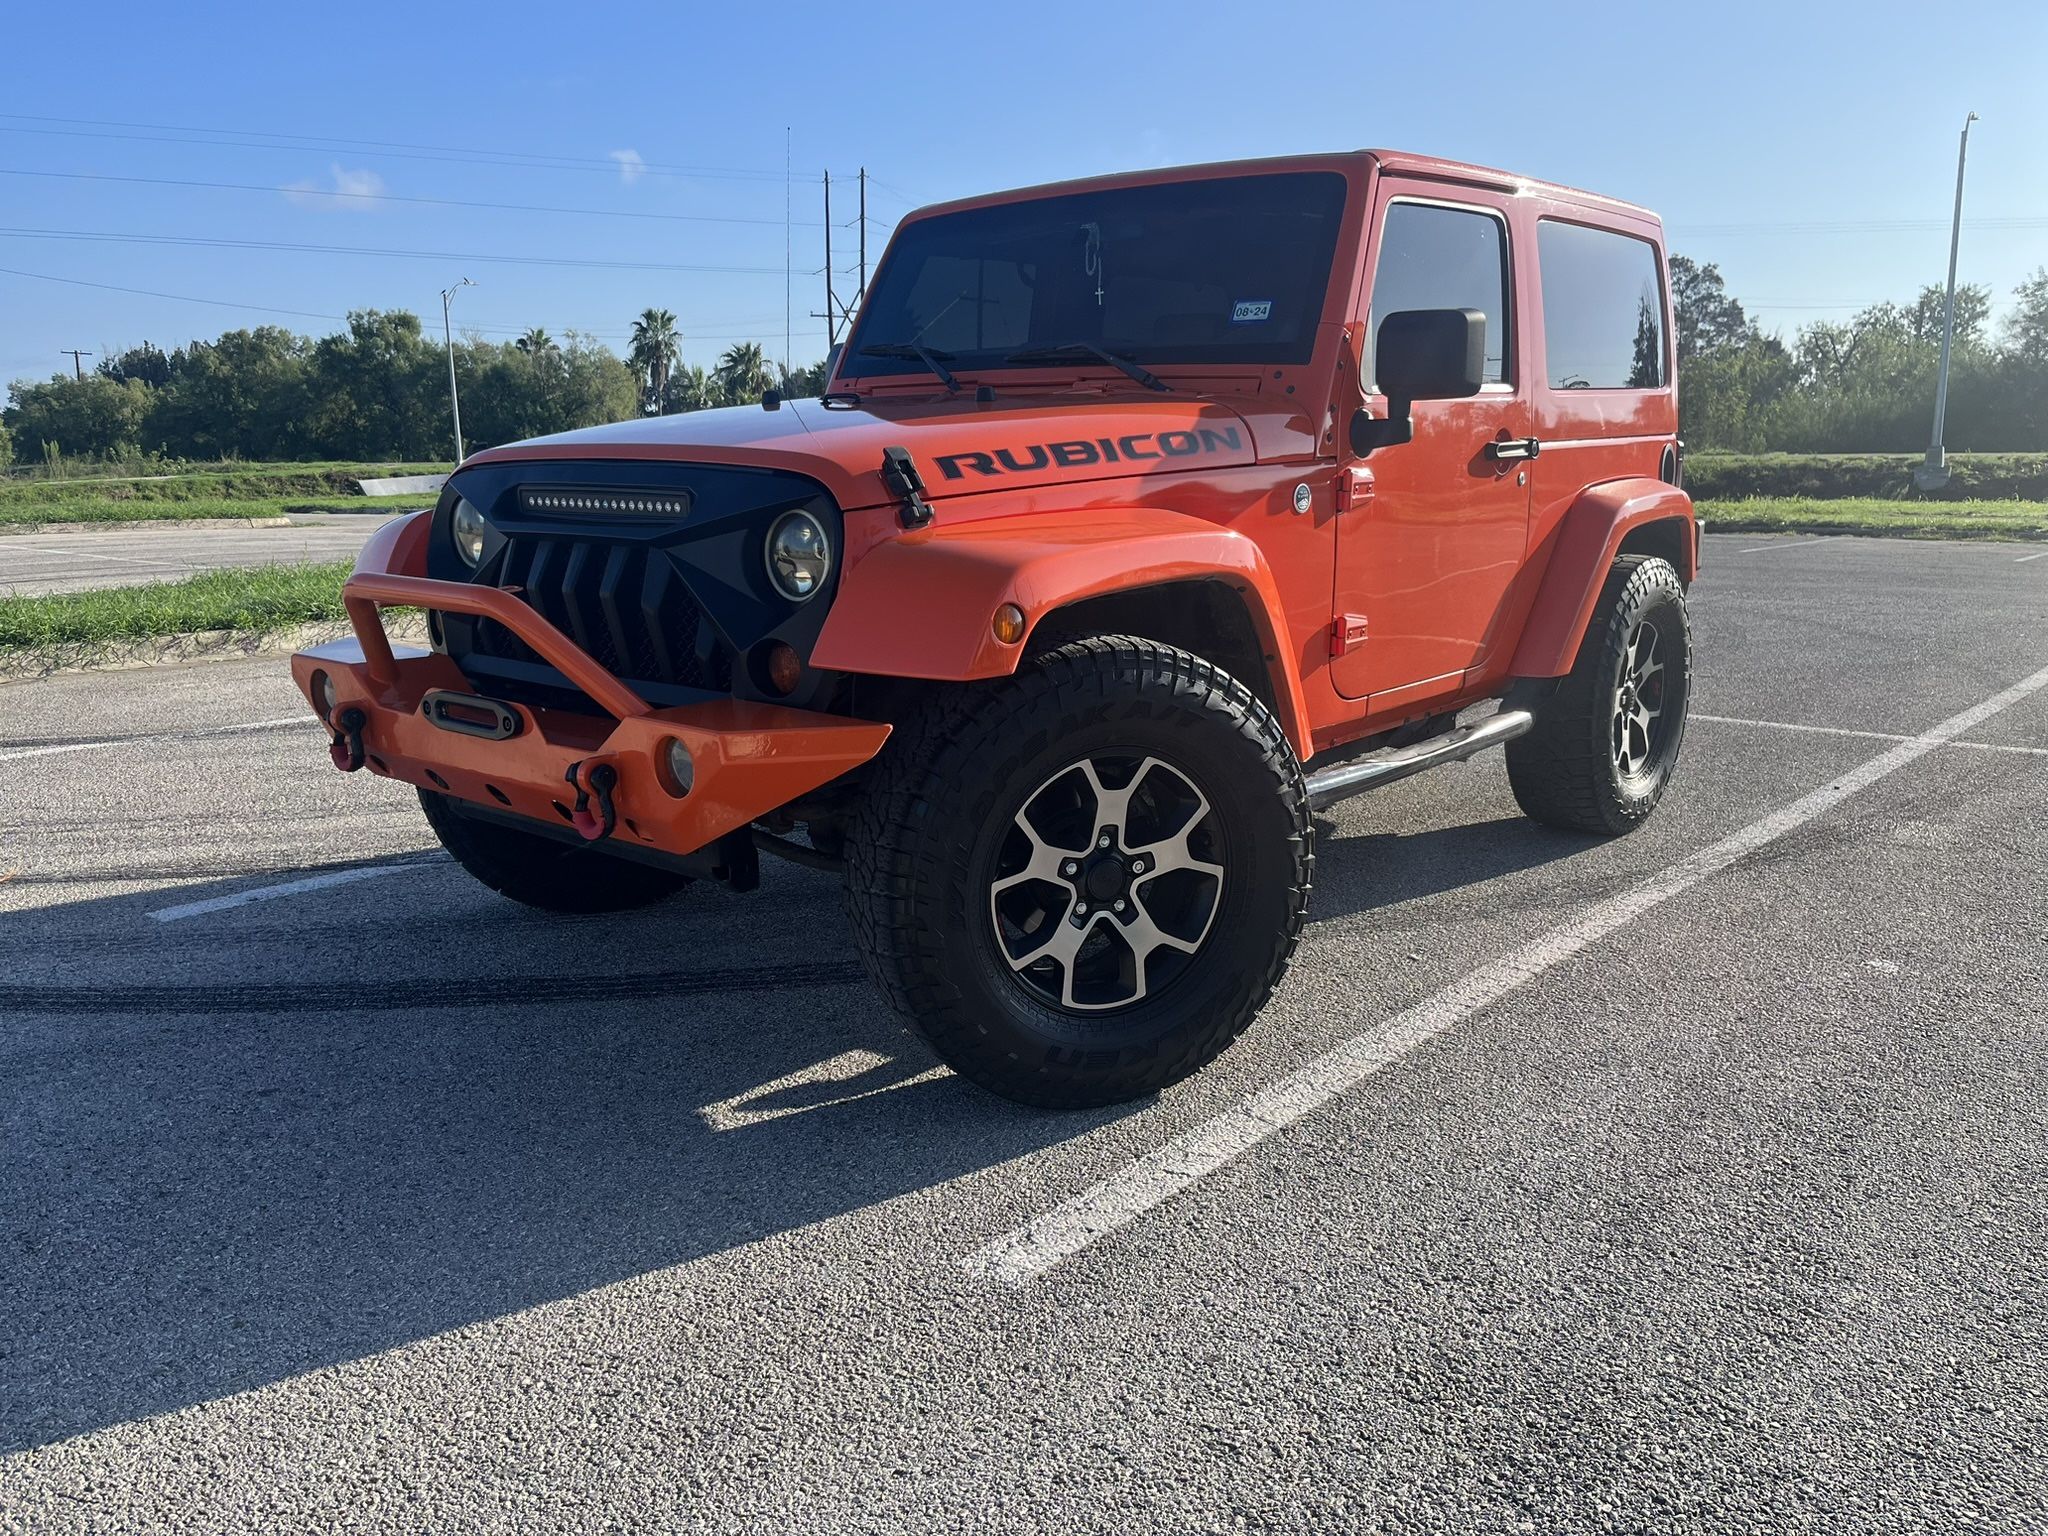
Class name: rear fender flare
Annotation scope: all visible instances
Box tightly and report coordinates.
[811,506,1310,753]
[1510,478,1698,678]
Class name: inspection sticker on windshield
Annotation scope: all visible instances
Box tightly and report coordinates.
[1231,300,1273,324]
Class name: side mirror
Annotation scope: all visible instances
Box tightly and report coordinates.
[1350,307,1487,456]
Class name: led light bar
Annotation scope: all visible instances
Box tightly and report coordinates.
[518,487,691,517]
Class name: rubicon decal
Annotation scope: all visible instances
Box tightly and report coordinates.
[934,425,1244,481]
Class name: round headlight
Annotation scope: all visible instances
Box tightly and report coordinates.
[450,497,488,569]
[765,510,830,602]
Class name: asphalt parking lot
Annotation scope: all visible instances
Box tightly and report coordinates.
[1,532,2044,1533]
[0,515,392,598]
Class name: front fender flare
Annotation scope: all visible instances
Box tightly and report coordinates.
[353,509,433,579]
[1510,478,1698,678]
[812,506,1310,753]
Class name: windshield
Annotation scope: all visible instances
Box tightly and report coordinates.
[844,171,1349,379]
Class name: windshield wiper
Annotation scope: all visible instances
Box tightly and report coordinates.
[859,342,960,394]
[1002,342,1170,393]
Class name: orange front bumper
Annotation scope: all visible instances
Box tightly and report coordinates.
[291,568,891,862]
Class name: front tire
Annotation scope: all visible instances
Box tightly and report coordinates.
[419,789,691,913]
[846,637,1313,1109]
[1506,555,1692,835]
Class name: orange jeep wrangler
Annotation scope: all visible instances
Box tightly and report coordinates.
[295,151,1697,1108]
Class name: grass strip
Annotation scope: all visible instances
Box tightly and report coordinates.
[0,561,356,650]
[0,461,444,504]
[1694,496,2048,540]
[0,494,427,528]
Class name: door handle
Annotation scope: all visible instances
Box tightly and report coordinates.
[1485,437,1542,462]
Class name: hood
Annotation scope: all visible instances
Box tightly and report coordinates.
[464,393,1262,511]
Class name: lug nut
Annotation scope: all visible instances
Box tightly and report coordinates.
[1063,861,1078,875]
[1074,903,1088,917]
[1113,899,1126,913]
[1098,833,1112,848]
[1130,858,1146,874]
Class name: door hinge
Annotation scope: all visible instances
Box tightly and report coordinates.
[1329,613,1369,658]
[1335,465,1375,511]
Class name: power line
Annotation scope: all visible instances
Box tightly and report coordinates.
[1673,216,2046,236]
[0,167,826,229]
[0,120,793,185]
[0,266,811,343]
[0,111,796,181]
[0,226,785,275]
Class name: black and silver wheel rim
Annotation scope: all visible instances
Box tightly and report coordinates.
[1612,618,1671,783]
[988,753,1226,1012]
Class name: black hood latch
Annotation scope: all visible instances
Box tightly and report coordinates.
[880,446,935,530]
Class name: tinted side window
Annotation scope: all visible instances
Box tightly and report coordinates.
[1537,221,1667,389]
[1367,202,1509,388]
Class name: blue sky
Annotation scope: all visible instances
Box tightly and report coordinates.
[2,0,2042,389]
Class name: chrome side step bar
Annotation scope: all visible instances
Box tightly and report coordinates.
[1304,709,1535,810]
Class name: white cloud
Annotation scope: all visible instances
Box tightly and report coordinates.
[610,148,647,186]
[283,164,386,212]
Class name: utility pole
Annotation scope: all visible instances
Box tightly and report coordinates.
[784,127,792,380]
[440,276,475,464]
[1917,111,1979,492]
[822,171,836,347]
[59,349,92,380]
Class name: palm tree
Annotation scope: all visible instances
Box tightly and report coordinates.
[515,327,557,358]
[714,341,775,406]
[628,308,681,414]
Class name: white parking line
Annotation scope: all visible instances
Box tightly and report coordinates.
[962,661,2048,1285]
[0,716,314,764]
[2017,550,2048,564]
[1736,539,1828,554]
[147,857,442,923]
[26,545,189,570]
[1691,713,2048,757]
[698,1050,950,1131]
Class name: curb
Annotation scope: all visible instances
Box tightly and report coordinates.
[0,615,429,685]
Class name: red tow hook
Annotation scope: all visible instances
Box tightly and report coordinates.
[565,759,620,841]
[328,707,367,773]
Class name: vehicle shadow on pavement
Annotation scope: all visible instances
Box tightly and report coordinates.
[0,867,1131,1455]
[1310,811,1594,920]
[0,809,1587,1454]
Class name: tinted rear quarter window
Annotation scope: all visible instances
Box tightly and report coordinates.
[1537,221,1668,390]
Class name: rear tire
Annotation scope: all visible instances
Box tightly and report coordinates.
[418,789,691,913]
[846,636,1313,1109]
[1506,555,1691,835]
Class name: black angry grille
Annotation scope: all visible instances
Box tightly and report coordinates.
[476,534,732,695]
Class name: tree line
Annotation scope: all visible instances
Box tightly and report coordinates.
[1673,260,2046,453]
[0,307,827,469]
[6,270,2045,468]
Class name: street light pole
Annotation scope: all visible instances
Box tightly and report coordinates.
[440,276,476,464]
[1917,112,1978,492]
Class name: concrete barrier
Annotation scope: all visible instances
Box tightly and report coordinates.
[356,474,448,497]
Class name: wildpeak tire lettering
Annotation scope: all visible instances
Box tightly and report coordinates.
[934,426,1244,481]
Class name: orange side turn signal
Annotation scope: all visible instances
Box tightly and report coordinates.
[992,603,1026,645]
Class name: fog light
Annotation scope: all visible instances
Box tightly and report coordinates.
[311,669,337,721]
[661,737,695,797]
[765,642,803,695]
[992,603,1026,645]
